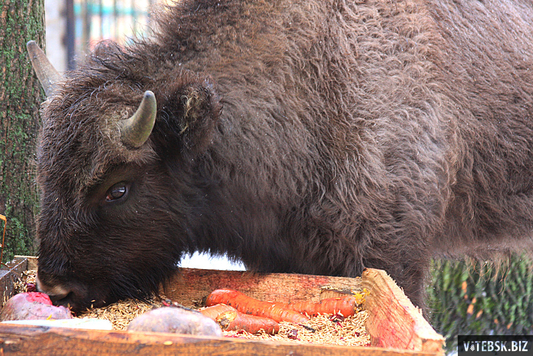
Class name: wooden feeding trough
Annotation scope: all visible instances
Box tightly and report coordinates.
[0,256,444,355]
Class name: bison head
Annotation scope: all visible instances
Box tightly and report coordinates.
[27,41,221,311]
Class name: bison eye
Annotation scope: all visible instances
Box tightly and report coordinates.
[105,182,128,202]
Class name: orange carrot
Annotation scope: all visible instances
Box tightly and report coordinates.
[199,304,279,334]
[199,303,237,320]
[285,296,358,317]
[205,289,309,324]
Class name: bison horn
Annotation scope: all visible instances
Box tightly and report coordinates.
[26,40,62,97]
[120,91,157,149]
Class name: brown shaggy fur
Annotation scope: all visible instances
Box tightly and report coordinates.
[34,0,533,311]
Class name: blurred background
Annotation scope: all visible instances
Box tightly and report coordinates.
[33,0,533,349]
[46,0,168,72]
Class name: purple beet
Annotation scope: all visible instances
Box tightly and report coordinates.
[0,292,73,321]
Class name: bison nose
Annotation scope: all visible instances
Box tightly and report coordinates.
[35,273,72,302]
[35,270,94,312]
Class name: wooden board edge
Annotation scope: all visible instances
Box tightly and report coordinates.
[0,256,29,306]
[0,323,443,356]
[361,268,445,354]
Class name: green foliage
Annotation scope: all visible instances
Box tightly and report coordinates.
[428,255,533,351]
[1,205,31,263]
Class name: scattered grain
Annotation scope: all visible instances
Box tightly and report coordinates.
[80,298,164,330]
[223,312,370,347]
[13,269,36,294]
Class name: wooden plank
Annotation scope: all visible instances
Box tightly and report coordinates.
[0,324,441,356]
[0,257,28,305]
[162,268,363,307]
[14,256,37,271]
[361,269,445,354]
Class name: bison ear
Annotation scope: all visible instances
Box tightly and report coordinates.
[159,80,221,157]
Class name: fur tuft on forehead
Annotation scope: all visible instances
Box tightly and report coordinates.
[38,85,158,195]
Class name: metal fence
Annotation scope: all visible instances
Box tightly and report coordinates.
[66,0,157,69]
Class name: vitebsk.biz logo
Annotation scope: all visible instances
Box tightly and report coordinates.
[458,336,533,355]
[463,340,528,353]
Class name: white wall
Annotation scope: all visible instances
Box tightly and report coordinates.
[180,252,246,271]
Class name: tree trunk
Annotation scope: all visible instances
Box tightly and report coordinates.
[0,0,45,262]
